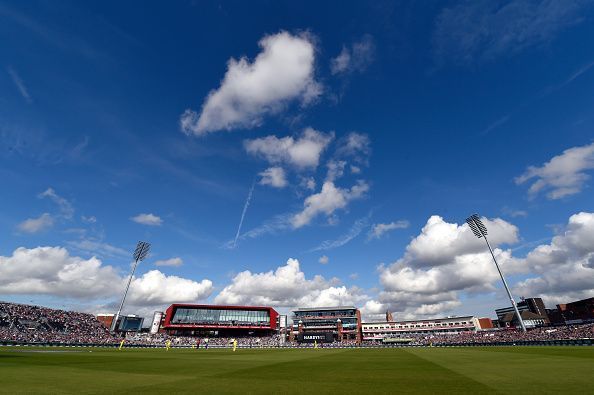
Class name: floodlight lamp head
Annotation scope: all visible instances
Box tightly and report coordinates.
[466,214,488,239]
[133,241,151,262]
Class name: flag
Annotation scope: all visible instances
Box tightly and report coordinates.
[119,339,125,350]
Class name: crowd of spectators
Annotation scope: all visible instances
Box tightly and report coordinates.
[417,323,594,345]
[0,302,118,344]
[125,333,283,347]
[1,301,593,347]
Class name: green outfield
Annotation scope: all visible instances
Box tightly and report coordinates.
[1,346,594,394]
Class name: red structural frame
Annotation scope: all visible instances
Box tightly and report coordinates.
[163,304,278,331]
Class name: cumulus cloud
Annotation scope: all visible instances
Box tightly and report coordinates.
[376,215,521,318]
[258,167,287,188]
[17,213,54,233]
[330,35,375,75]
[215,258,367,308]
[181,31,321,135]
[368,220,410,240]
[433,0,591,64]
[127,270,212,306]
[291,180,369,228]
[154,257,184,267]
[17,188,75,233]
[244,128,334,170]
[131,213,163,226]
[515,142,594,199]
[0,246,122,298]
[513,212,594,304]
[319,255,329,264]
[0,246,212,306]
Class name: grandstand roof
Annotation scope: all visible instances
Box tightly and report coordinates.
[294,306,357,312]
[167,303,275,311]
[501,311,547,323]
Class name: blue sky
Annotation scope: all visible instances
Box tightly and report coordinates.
[1,0,594,320]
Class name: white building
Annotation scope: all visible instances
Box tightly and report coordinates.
[362,316,488,341]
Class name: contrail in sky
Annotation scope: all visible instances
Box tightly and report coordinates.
[233,179,256,248]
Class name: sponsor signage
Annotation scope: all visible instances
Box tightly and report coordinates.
[150,311,163,334]
[297,332,334,343]
[279,315,287,329]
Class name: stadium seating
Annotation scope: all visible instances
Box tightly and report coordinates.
[1,301,592,347]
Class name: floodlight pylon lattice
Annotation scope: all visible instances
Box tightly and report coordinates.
[110,241,151,333]
[466,214,526,332]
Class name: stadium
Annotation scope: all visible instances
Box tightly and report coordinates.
[1,214,594,393]
[4,1,594,393]
[2,293,594,392]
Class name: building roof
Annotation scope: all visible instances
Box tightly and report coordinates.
[294,306,357,312]
[167,303,276,311]
[362,316,475,325]
[500,311,546,323]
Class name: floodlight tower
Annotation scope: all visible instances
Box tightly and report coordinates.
[465,214,526,332]
[110,241,151,333]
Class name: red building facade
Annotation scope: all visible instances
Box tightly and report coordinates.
[163,304,278,336]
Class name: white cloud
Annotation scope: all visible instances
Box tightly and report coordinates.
[0,246,212,307]
[376,215,521,318]
[215,258,367,308]
[17,188,75,233]
[336,132,371,164]
[227,213,293,248]
[244,128,334,170]
[154,257,184,267]
[330,48,350,75]
[131,213,163,226]
[513,212,594,304]
[39,188,74,219]
[127,270,212,306]
[330,35,375,75]
[291,180,369,228]
[259,167,287,188]
[325,160,347,182]
[368,220,409,240]
[502,207,528,218]
[401,215,519,268]
[300,176,316,191]
[67,239,129,259]
[181,31,321,135]
[311,215,370,251]
[515,142,594,199]
[17,213,54,233]
[81,215,97,223]
[433,0,591,64]
[319,255,329,264]
[0,246,122,298]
